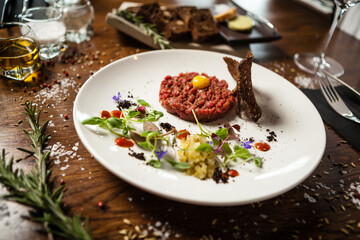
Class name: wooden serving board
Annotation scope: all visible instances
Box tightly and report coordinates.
[105,2,251,57]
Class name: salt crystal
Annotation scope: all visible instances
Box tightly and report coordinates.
[304,193,316,203]
[60,164,70,171]
[346,182,360,209]
[294,74,316,89]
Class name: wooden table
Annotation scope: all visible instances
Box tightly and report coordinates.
[1,0,360,239]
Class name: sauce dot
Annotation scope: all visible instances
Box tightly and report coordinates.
[115,137,135,148]
[255,142,270,152]
[227,169,239,177]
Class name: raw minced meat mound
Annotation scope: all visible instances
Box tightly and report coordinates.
[159,72,235,122]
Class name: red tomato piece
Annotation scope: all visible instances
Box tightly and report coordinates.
[111,110,123,118]
[101,110,111,119]
[176,130,190,140]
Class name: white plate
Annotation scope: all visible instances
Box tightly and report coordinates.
[73,49,326,206]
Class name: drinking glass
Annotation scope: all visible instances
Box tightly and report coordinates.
[21,7,66,60]
[62,0,94,43]
[294,0,360,77]
[0,22,40,80]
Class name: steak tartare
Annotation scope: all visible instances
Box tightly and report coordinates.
[159,72,235,122]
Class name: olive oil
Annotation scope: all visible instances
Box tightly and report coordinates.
[0,38,40,80]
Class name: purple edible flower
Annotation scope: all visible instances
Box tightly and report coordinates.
[155,147,168,160]
[241,141,252,149]
[113,92,121,103]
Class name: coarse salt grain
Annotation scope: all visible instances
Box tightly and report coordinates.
[346,182,360,209]
[60,164,70,171]
[294,74,316,89]
[304,193,317,203]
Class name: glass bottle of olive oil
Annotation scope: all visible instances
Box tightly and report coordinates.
[0,23,40,80]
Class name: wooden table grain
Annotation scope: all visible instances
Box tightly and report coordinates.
[1,0,360,239]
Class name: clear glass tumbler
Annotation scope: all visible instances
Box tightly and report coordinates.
[0,22,40,80]
[21,6,66,60]
[62,0,94,43]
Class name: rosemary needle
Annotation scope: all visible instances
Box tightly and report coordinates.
[116,9,173,50]
[0,101,92,240]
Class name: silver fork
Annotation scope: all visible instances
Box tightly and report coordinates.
[316,71,360,124]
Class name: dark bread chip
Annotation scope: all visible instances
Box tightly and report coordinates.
[223,52,262,122]
[223,56,240,97]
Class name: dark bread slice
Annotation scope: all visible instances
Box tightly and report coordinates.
[176,6,196,26]
[163,7,192,40]
[135,3,168,32]
[163,19,190,40]
[223,52,262,122]
[189,9,219,42]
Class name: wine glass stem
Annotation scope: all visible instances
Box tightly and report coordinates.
[320,6,347,65]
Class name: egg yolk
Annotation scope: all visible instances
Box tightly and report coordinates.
[192,75,210,89]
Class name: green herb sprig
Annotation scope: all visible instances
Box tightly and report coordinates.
[0,102,92,240]
[115,9,173,50]
[191,110,262,169]
[82,99,164,138]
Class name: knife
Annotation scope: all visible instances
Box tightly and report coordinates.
[231,0,278,34]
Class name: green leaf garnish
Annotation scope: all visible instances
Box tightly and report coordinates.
[195,143,213,152]
[137,99,150,106]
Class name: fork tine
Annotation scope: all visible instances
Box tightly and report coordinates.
[323,74,340,102]
[315,70,360,125]
[316,72,334,103]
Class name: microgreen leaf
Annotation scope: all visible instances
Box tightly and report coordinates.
[137,141,152,150]
[81,117,103,125]
[215,128,228,141]
[195,143,213,152]
[164,157,190,169]
[137,99,150,107]
[148,160,161,168]
[127,110,140,118]
[222,142,232,155]
[254,157,262,167]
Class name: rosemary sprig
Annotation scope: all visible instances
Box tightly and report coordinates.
[115,9,173,50]
[0,102,92,240]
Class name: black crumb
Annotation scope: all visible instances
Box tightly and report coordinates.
[117,99,136,109]
[128,149,145,160]
[266,129,277,142]
[160,122,174,132]
[212,168,229,184]
[127,91,134,98]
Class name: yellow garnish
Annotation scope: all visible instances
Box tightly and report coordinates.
[192,75,210,89]
[228,15,254,31]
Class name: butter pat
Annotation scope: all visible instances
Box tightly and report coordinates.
[228,15,254,31]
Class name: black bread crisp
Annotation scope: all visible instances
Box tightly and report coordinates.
[223,52,262,122]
